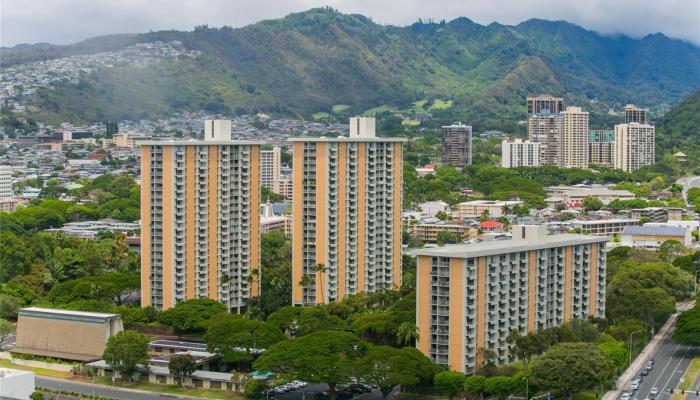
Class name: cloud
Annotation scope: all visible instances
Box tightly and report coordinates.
[1,0,699,46]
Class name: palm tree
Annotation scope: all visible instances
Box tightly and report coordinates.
[299,274,312,305]
[396,322,419,346]
[315,263,327,304]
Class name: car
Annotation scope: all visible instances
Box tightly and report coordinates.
[349,384,372,393]
[631,382,639,391]
[645,363,653,371]
[650,387,659,397]
[620,392,631,400]
[640,369,649,376]
[634,376,643,383]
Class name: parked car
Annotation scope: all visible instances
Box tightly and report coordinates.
[640,369,649,376]
[620,391,631,400]
[631,381,639,391]
[650,387,659,398]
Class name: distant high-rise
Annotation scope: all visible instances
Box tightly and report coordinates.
[291,117,406,305]
[140,125,261,312]
[260,147,281,190]
[588,130,615,166]
[561,107,589,168]
[624,104,648,125]
[441,123,472,168]
[501,139,540,168]
[527,95,564,115]
[527,111,564,166]
[0,168,12,198]
[614,123,655,172]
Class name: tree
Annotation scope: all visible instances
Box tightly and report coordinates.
[30,391,44,400]
[659,240,686,263]
[396,322,419,346]
[463,375,487,400]
[436,211,450,221]
[531,342,614,400]
[0,319,15,343]
[436,231,461,246]
[205,314,285,367]
[266,306,349,337]
[485,376,517,400]
[316,263,327,304]
[597,337,629,371]
[433,371,465,400]
[159,298,227,333]
[169,354,196,387]
[0,294,20,319]
[253,330,369,394]
[582,196,603,211]
[356,346,436,398]
[506,330,545,367]
[103,330,150,381]
[674,304,700,345]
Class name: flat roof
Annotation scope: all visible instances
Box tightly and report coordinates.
[288,137,406,143]
[140,140,264,146]
[622,225,688,236]
[411,233,608,258]
[571,218,640,225]
[20,307,120,319]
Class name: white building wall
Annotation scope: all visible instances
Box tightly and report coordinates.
[0,368,35,400]
[501,139,540,168]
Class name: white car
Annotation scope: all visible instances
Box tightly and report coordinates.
[621,392,631,400]
[650,387,659,397]
[631,382,639,391]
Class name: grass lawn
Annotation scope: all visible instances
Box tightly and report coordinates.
[402,118,422,126]
[331,104,351,113]
[364,104,399,116]
[312,112,331,120]
[428,99,453,110]
[93,376,243,399]
[679,355,700,390]
[412,99,428,110]
[0,358,72,379]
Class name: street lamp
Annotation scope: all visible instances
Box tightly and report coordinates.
[629,330,642,368]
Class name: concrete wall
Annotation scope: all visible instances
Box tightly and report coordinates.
[11,358,75,371]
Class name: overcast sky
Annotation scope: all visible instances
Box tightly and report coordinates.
[2,0,699,47]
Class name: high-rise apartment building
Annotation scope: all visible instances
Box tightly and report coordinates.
[527,111,564,166]
[501,139,540,168]
[588,130,614,166]
[260,147,281,190]
[140,121,261,312]
[291,118,406,305]
[441,123,472,168]
[561,107,589,168]
[624,104,648,125]
[614,123,655,172]
[0,168,13,198]
[527,95,564,115]
[414,225,608,373]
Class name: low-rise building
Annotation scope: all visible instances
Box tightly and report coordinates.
[412,225,608,373]
[558,188,635,208]
[456,200,524,219]
[570,218,640,237]
[416,164,436,177]
[272,177,293,200]
[418,201,450,218]
[621,225,691,248]
[409,223,477,244]
[45,219,140,239]
[630,208,683,223]
[0,197,18,212]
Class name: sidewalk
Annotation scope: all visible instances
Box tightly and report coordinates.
[602,314,677,400]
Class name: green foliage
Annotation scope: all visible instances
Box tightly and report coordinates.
[253,330,369,392]
[659,240,686,263]
[0,319,15,341]
[597,336,629,372]
[355,346,436,397]
[158,298,228,334]
[47,272,139,306]
[103,330,150,381]
[244,379,268,400]
[250,231,292,318]
[168,354,196,387]
[582,196,603,211]
[205,314,285,365]
[30,391,44,400]
[266,306,349,336]
[436,231,461,246]
[674,302,700,345]
[433,371,465,400]
[0,294,20,319]
[531,342,614,399]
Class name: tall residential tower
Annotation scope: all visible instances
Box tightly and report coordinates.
[614,122,656,172]
[140,120,261,312]
[561,107,589,168]
[527,95,564,115]
[291,117,406,305]
[527,111,564,166]
[441,123,472,168]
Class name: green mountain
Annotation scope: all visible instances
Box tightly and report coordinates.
[7,8,700,130]
[656,88,700,154]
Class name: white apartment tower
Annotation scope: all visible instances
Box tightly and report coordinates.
[260,147,281,190]
[561,107,589,168]
[291,118,406,305]
[614,123,656,172]
[501,139,540,168]
[0,168,13,198]
[140,127,262,313]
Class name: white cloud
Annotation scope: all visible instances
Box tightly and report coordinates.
[1,0,699,46]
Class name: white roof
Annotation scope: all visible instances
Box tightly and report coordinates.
[20,307,120,319]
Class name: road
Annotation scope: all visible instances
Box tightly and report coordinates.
[627,336,697,400]
[676,176,700,202]
[36,376,205,400]
[274,383,384,400]
[0,333,16,350]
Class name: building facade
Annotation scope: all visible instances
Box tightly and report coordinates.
[570,218,640,236]
[441,123,472,168]
[409,223,477,244]
[291,119,405,305]
[456,200,524,219]
[260,147,281,190]
[414,225,607,373]
[561,107,589,168]
[501,139,540,168]
[527,95,564,115]
[140,133,261,312]
[613,123,655,172]
[0,167,12,198]
[527,111,563,166]
[588,130,614,166]
[624,104,648,125]
[621,225,691,248]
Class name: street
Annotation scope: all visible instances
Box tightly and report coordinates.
[36,376,204,400]
[0,333,16,351]
[274,384,385,400]
[628,336,697,400]
[675,176,700,202]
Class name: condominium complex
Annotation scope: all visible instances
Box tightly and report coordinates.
[414,225,608,373]
[527,111,563,166]
[570,218,640,236]
[291,117,405,305]
[260,146,281,190]
[501,139,540,168]
[613,123,655,172]
[527,95,564,115]
[140,121,261,312]
[588,130,614,166]
[0,167,12,197]
[441,123,472,168]
[561,107,589,168]
[624,104,648,125]
[272,176,293,200]
[456,200,523,219]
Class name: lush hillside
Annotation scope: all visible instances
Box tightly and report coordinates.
[10,8,700,130]
[656,88,700,155]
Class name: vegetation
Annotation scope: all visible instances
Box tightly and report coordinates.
[103,330,150,381]
[168,354,197,388]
